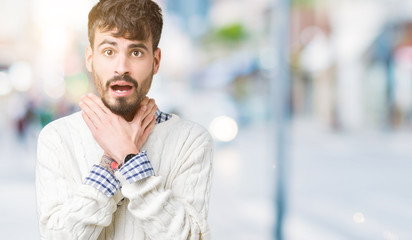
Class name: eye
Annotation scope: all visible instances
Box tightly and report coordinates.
[131,50,142,57]
[103,49,114,56]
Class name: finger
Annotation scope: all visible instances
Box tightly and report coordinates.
[142,106,157,129]
[132,96,150,123]
[131,103,147,123]
[81,109,98,132]
[141,116,156,139]
[141,98,156,120]
[79,101,100,123]
[87,93,110,115]
[139,96,149,107]
[142,112,156,129]
[83,94,108,116]
[81,95,107,122]
[146,98,157,113]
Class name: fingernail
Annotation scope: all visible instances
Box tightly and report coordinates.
[141,106,147,111]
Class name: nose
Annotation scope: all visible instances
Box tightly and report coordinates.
[114,53,130,76]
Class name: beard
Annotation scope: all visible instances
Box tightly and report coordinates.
[102,74,140,117]
[92,68,154,120]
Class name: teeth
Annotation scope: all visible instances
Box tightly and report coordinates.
[115,90,128,93]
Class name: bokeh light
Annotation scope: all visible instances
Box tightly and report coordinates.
[0,71,12,96]
[9,62,33,92]
[65,73,90,101]
[353,212,365,224]
[42,67,66,100]
[209,116,238,142]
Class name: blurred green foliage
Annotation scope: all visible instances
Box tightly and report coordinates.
[202,22,248,49]
[215,23,248,42]
[291,0,318,6]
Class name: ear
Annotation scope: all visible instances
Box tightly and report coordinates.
[85,46,93,73]
[153,48,161,75]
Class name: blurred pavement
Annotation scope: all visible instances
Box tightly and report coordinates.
[1,119,412,239]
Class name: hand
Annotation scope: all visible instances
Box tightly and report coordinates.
[134,96,158,152]
[79,93,157,163]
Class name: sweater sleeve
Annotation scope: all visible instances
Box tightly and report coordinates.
[35,124,119,240]
[116,133,213,240]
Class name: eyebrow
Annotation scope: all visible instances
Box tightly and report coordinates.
[97,40,149,51]
[128,43,149,52]
[97,39,117,48]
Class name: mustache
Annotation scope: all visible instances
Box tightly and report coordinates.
[106,75,138,89]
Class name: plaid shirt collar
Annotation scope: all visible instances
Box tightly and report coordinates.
[155,109,172,124]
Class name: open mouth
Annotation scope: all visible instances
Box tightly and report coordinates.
[111,85,133,93]
[109,81,134,96]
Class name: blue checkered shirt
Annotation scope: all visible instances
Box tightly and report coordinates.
[84,109,171,197]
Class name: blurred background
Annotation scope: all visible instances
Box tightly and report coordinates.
[1,0,412,239]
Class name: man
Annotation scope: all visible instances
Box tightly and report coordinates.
[35,0,213,239]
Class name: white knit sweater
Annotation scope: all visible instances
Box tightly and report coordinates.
[36,112,213,240]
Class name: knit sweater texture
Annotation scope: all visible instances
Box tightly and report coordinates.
[36,111,213,240]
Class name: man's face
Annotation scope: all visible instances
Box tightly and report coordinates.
[86,28,161,119]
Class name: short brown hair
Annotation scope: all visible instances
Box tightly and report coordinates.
[88,0,163,51]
